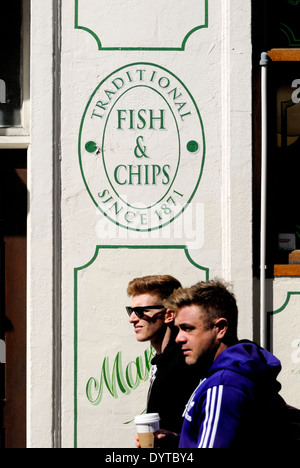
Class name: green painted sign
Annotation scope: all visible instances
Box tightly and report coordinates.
[74,245,209,447]
[79,63,205,232]
[86,347,155,406]
[75,0,208,51]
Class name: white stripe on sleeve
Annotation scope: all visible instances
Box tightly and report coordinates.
[198,387,212,448]
[198,385,224,448]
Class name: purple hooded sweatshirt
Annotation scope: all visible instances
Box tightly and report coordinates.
[179,340,289,448]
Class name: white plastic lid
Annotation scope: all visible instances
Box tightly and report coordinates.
[134,413,160,425]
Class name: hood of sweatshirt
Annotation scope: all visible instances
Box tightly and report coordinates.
[206,340,282,394]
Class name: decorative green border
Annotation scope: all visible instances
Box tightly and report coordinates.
[267,291,300,352]
[280,23,300,47]
[74,245,209,448]
[78,62,206,232]
[269,291,300,316]
[74,0,209,51]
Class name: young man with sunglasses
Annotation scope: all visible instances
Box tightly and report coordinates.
[127,275,202,435]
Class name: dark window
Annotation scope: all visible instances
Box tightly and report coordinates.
[0,0,22,127]
[267,61,300,268]
[252,0,300,276]
[266,0,300,49]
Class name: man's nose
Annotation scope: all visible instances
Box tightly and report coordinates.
[176,329,185,344]
[129,311,138,323]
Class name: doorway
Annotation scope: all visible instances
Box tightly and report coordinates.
[0,149,27,448]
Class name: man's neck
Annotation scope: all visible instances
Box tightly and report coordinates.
[214,342,228,361]
[151,326,172,355]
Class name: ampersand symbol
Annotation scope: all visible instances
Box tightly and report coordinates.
[134,136,149,159]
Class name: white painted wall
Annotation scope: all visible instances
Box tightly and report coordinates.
[269,278,300,409]
[28,0,254,448]
[28,0,55,448]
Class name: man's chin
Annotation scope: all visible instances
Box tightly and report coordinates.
[184,355,196,366]
[135,333,148,343]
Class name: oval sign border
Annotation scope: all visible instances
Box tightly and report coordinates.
[78,62,206,232]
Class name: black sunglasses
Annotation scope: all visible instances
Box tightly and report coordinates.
[126,305,166,319]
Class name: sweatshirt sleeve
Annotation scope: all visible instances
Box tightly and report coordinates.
[197,385,249,448]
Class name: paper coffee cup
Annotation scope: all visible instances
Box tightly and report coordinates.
[134,413,160,448]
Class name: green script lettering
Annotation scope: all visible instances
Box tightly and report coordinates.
[86,347,154,406]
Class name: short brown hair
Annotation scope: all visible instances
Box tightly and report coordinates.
[127,275,181,300]
[164,279,238,342]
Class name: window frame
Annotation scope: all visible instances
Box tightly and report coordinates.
[0,0,30,148]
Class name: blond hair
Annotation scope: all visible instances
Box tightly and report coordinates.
[127,275,181,300]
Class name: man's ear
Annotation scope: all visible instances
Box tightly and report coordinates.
[164,309,175,325]
[215,318,228,340]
